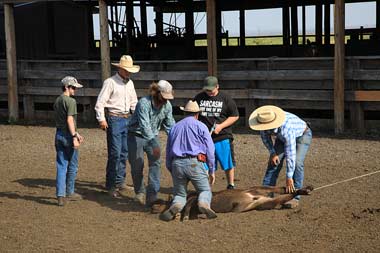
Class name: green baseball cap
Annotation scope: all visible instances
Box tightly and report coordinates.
[203,76,218,91]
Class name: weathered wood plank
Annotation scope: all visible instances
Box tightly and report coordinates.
[19,70,332,81]
[220,70,334,80]
[352,91,380,101]
[350,102,365,134]
[206,0,217,76]
[4,4,19,122]
[251,89,333,101]
[99,0,111,81]
[23,95,35,121]
[334,0,345,134]
[352,70,380,80]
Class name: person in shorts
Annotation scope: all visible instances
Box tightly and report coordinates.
[194,76,239,189]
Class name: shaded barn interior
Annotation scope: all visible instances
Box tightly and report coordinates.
[1,0,380,60]
[0,0,380,133]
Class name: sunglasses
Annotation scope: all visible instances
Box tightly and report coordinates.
[68,86,77,90]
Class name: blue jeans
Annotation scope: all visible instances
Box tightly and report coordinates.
[127,134,161,204]
[171,157,212,210]
[105,116,130,190]
[55,129,79,197]
[262,128,312,200]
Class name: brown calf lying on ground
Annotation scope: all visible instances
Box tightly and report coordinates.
[153,185,313,221]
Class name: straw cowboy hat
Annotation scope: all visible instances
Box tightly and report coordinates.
[111,55,140,73]
[180,100,200,113]
[249,105,286,131]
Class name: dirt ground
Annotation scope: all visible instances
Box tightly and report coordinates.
[0,124,379,252]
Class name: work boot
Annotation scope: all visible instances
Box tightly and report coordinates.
[159,203,182,222]
[134,193,145,205]
[66,193,83,201]
[198,202,217,219]
[116,183,134,192]
[282,199,299,209]
[57,197,65,207]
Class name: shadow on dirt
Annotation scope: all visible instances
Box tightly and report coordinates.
[5,178,172,213]
[0,191,57,206]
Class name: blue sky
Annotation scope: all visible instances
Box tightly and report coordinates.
[94,2,376,38]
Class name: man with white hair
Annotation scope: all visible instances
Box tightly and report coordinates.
[95,55,139,197]
[127,80,176,207]
[249,105,312,208]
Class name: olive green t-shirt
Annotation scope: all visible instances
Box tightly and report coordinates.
[54,94,77,134]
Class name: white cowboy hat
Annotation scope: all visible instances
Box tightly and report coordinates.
[249,105,286,131]
[111,55,140,73]
[180,100,200,113]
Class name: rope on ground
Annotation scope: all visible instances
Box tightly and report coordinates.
[313,170,380,191]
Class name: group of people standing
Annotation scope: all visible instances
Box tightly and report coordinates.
[53,55,312,219]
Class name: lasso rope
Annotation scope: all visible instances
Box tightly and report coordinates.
[313,170,380,191]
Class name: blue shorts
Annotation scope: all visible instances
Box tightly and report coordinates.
[203,139,235,171]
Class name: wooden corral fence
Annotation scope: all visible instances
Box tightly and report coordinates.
[0,57,379,132]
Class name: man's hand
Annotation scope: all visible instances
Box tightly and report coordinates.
[286,178,296,193]
[214,124,222,134]
[76,133,84,144]
[209,173,215,185]
[269,154,280,166]
[73,137,80,149]
[152,147,161,158]
[99,120,108,130]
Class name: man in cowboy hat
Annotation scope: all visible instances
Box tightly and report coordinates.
[249,105,312,208]
[127,80,176,207]
[194,76,239,190]
[95,55,139,197]
[54,76,84,206]
[160,100,216,221]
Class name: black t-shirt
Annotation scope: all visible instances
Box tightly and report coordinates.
[194,90,239,142]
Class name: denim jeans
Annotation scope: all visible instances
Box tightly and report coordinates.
[170,157,212,210]
[262,128,312,200]
[105,116,130,190]
[55,129,79,197]
[127,134,161,204]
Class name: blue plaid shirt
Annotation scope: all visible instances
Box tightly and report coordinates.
[260,112,307,179]
[128,96,175,142]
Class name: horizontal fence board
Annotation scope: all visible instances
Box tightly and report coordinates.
[220,70,334,80]
[256,80,333,90]
[2,69,380,82]
[250,89,333,101]
[352,70,380,80]
[353,91,380,101]
[255,100,333,110]
[1,86,379,102]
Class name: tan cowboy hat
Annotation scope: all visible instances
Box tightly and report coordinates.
[249,105,286,131]
[111,55,140,73]
[180,100,200,113]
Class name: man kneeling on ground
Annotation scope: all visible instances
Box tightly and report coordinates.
[160,100,217,221]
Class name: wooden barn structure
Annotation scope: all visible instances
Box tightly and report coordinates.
[1,0,380,134]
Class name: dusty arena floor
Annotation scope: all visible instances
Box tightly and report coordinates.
[0,124,380,252]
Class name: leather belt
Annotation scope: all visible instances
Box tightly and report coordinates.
[128,132,143,138]
[176,155,197,159]
[108,112,130,118]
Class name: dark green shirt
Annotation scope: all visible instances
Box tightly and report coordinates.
[54,94,77,134]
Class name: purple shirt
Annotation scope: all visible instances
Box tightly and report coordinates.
[166,116,215,174]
